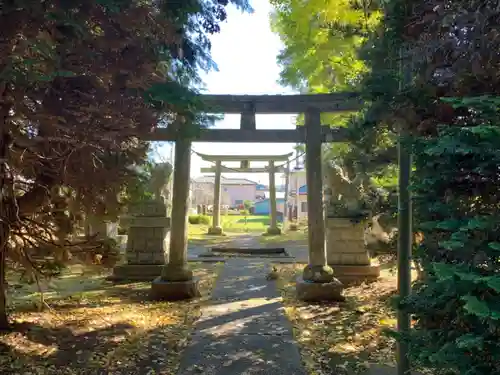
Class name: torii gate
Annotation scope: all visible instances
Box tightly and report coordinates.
[198,152,292,235]
[145,92,363,301]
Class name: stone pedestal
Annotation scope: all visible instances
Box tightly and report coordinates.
[112,264,164,281]
[86,216,116,240]
[326,218,380,284]
[207,226,224,235]
[265,226,281,236]
[119,214,132,232]
[296,276,344,302]
[110,201,170,281]
[151,277,201,300]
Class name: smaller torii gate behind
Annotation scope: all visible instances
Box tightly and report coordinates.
[145,93,362,301]
[198,152,292,235]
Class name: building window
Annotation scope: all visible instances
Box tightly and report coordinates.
[235,200,243,205]
[301,201,308,213]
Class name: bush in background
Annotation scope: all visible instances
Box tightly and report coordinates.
[188,215,211,225]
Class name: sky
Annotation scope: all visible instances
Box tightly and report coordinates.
[156,1,299,185]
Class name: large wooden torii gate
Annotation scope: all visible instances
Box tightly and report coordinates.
[198,152,292,235]
[147,92,362,301]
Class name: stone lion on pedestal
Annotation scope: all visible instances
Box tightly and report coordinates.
[323,161,370,219]
[149,162,173,206]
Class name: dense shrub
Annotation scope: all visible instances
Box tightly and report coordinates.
[188,215,211,225]
[406,97,500,375]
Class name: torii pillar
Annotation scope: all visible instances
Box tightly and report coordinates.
[295,109,343,301]
[266,160,281,235]
[208,160,224,235]
[151,138,200,300]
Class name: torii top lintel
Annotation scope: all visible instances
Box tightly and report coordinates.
[200,93,362,114]
[145,93,362,143]
[197,152,294,162]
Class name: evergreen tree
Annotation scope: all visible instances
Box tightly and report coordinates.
[0,0,251,330]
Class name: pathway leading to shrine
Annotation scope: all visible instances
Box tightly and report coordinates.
[177,234,307,375]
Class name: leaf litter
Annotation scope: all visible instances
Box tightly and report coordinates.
[0,263,221,375]
[275,263,404,375]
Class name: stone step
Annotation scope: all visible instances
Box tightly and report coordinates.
[197,252,295,259]
[211,247,287,255]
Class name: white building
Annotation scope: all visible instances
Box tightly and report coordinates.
[191,176,258,208]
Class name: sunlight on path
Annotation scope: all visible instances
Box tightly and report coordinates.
[176,258,306,375]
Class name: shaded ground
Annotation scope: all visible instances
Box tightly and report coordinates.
[275,264,422,375]
[2,229,424,375]
[1,263,221,375]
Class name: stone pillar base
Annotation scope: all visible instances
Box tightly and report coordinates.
[150,276,201,300]
[108,264,163,281]
[296,276,345,302]
[207,226,224,235]
[329,264,380,285]
[264,226,281,236]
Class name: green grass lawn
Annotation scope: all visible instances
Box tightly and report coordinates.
[187,214,310,245]
[220,214,273,233]
[188,214,280,237]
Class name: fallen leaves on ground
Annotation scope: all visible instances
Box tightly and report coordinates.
[1,263,221,375]
[276,264,401,375]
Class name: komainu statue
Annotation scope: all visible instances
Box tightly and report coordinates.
[149,162,173,205]
[323,161,371,219]
[323,161,381,283]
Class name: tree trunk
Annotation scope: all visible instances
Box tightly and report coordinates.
[0,125,11,330]
[0,232,9,330]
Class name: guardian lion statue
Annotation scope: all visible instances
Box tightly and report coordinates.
[149,162,173,205]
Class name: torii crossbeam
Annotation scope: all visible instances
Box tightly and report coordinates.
[144,93,359,143]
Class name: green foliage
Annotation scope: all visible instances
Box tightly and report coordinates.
[273,1,500,374]
[188,214,210,225]
[270,0,397,192]
[270,0,381,93]
[270,0,380,137]
[243,200,254,210]
[348,0,500,372]
[0,0,252,328]
[407,97,500,375]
